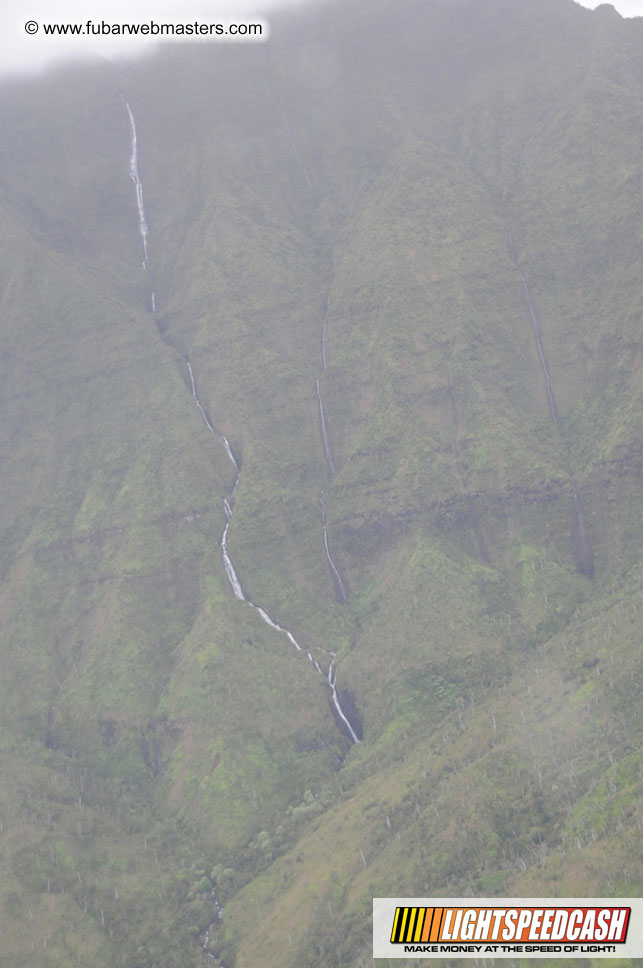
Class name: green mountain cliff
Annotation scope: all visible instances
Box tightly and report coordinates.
[1,0,642,964]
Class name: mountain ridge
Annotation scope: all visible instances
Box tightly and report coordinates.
[1,0,643,964]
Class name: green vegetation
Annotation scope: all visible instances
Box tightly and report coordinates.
[1,0,642,964]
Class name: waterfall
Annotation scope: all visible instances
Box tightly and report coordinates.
[222,498,245,600]
[323,527,348,602]
[186,357,360,741]
[327,656,360,744]
[317,302,350,602]
[316,379,337,476]
[125,103,149,266]
[125,101,361,744]
[125,99,236,948]
[185,359,239,470]
[320,491,348,603]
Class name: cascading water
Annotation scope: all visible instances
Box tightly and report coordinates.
[508,230,594,576]
[126,102,149,267]
[185,358,239,470]
[126,100,157,317]
[185,352,360,737]
[127,102,227,957]
[246,583,360,740]
[125,101,360,743]
[320,490,348,603]
[316,303,350,601]
[327,655,360,744]
[269,96,354,608]
[221,496,245,601]
[316,378,337,476]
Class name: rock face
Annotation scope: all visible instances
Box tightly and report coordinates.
[1,0,643,965]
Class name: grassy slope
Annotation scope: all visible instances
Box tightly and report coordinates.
[0,0,642,965]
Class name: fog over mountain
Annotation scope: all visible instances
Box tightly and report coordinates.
[1,0,642,965]
[2,0,643,74]
[1,0,283,74]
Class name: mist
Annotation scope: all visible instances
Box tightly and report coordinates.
[4,0,643,77]
[0,0,306,76]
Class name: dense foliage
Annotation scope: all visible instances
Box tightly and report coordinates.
[0,0,642,964]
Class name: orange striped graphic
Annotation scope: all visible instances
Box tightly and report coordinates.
[392,907,447,944]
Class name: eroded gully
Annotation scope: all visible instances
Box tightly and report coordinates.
[316,303,350,603]
[507,229,594,577]
[125,102,360,745]
[267,84,351,607]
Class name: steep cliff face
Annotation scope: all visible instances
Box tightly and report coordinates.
[1,0,643,964]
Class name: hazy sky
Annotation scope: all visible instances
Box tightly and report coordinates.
[1,0,642,76]
[1,0,292,75]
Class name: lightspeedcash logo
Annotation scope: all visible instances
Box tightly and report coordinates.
[373,898,643,958]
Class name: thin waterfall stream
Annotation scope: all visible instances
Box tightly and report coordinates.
[126,104,223,959]
[317,300,350,602]
[185,339,360,740]
[508,229,594,576]
[316,378,337,477]
[186,358,238,469]
[320,490,348,603]
[267,91,352,605]
[125,102,360,757]
[125,102,149,267]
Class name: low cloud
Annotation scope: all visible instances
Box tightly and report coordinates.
[575,0,643,13]
[4,0,643,77]
[0,0,305,76]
